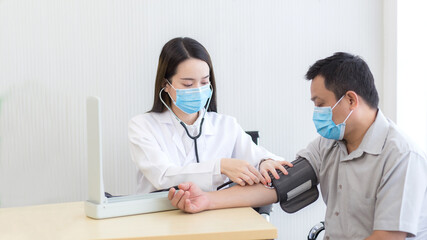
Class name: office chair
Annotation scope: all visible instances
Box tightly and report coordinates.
[245,131,260,146]
[307,221,325,240]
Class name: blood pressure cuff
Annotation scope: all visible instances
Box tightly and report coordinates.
[269,157,319,213]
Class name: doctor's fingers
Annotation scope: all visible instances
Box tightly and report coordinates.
[278,160,293,175]
[248,165,266,184]
[280,160,293,168]
[264,161,286,179]
[239,174,255,185]
[241,170,262,185]
[264,161,289,179]
[267,166,281,180]
[260,169,272,184]
[233,177,246,186]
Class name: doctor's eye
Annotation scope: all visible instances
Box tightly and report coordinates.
[315,101,324,107]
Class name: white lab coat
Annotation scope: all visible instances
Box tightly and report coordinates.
[128,109,283,194]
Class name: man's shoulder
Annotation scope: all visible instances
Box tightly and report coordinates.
[379,120,427,174]
[313,136,337,151]
[384,119,425,156]
[297,136,336,159]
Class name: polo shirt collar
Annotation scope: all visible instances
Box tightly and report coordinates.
[353,109,389,155]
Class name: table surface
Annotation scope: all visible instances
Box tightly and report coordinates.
[0,201,277,240]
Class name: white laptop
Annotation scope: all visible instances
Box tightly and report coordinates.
[84,96,176,219]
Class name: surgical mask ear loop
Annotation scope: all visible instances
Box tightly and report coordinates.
[331,95,354,124]
[159,87,182,123]
[331,95,345,110]
[165,80,178,105]
[342,109,353,124]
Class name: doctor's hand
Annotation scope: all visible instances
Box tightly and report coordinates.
[260,159,293,184]
[168,182,210,213]
[220,158,266,186]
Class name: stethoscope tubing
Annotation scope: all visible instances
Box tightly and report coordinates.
[180,118,204,163]
[158,84,235,190]
[159,85,212,163]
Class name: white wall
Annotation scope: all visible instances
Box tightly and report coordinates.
[396,0,427,153]
[383,0,397,122]
[0,0,384,239]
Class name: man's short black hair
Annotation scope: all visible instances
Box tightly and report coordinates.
[305,52,379,109]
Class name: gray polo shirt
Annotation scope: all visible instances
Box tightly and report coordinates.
[297,110,427,240]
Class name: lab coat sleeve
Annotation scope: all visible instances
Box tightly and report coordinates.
[128,117,222,192]
[231,118,284,169]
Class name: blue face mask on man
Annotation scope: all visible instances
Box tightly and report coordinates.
[166,81,212,114]
[312,95,353,140]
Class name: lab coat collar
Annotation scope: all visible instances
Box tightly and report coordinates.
[154,109,215,136]
[202,110,215,136]
[151,109,216,159]
[154,110,175,124]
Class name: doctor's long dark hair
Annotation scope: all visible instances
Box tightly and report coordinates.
[149,37,218,113]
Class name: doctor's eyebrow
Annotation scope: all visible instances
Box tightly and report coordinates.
[180,75,210,81]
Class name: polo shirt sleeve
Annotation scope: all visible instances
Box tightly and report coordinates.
[373,151,427,237]
[296,136,323,178]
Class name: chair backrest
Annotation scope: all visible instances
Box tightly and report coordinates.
[246,131,259,145]
[308,221,325,240]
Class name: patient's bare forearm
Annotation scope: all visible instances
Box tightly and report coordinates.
[207,184,277,210]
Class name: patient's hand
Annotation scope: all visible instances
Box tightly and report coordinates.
[168,182,210,213]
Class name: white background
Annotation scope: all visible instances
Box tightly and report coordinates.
[397,0,427,153]
[1,0,419,239]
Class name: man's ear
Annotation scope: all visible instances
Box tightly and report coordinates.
[346,91,359,110]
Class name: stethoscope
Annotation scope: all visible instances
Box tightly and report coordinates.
[159,85,213,163]
[158,85,235,192]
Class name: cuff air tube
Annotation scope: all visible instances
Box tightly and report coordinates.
[269,157,319,213]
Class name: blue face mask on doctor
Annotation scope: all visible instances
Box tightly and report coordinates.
[313,95,353,140]
[158,80,212,164]
[166,80,212,114]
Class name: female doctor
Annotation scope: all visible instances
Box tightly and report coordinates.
[129,37,291,194]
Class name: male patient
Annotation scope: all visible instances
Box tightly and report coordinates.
[168,52,427,240]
